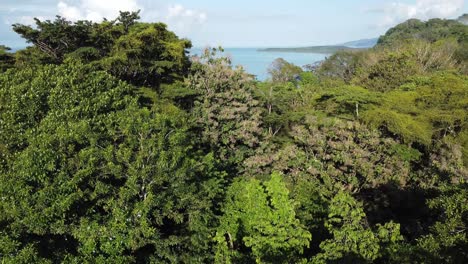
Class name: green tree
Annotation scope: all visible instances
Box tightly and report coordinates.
[268,58,303,83]
[313,192,402,263]
[377,18,467,46]
[245,116,414,193]
[11,12,191,88]
[0,45,15,72]
[255,81,305,137]
[188,48,264,171]
[214,172,311,263]
[317,51,364,84]
[100,22,191,88]
[353,51,420,92]
[13,16,95,62]
[314,85,380,119]
[0,62,219,263]
[415,184,468,263]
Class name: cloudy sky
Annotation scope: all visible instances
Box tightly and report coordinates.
[0,0,466,48]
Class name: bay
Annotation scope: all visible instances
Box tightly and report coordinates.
[190,48,328,81]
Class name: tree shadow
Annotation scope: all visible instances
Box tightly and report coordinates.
[357,182,440,240]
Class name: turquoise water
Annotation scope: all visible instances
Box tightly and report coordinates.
[190,48,327,81]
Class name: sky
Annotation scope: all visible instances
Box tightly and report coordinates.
[0,0,467,48]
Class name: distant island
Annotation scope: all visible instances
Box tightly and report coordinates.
[340,38,378,48]
[259,38,378,53]
[258,45,365,54]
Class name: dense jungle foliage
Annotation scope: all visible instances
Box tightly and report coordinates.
[0,11,467,263]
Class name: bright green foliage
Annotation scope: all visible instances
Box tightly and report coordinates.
[214,172,311,263]
[250,71,320,140]
[315,85,380,119]
[188,48,264,169]
[314,52,467,152]
[0,66,52,155]
[100,22,191,87]
[362,72,468,148]
[363,108,433,145]
[313,192,402,263]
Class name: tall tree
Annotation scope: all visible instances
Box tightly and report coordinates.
[188,48,264,171]
[313,192,402,263]
[268,58,303,83]
[214,172,311,263]
[11,12,191,88]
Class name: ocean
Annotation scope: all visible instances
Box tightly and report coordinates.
[190,48,328,81]
[8,46,328,81]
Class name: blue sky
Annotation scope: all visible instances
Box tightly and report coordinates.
[0,0,466,48]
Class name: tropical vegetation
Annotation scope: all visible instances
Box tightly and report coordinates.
[0,11,467,263]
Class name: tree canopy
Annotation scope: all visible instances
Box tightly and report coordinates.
[0,11,467,264]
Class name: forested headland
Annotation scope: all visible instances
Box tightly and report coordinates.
[0,11,467,263]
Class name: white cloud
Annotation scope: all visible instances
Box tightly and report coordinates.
[163,4,207,34]
[54,1,207,37]
[142,4,208,37]
[167,4,207,23]
[57,0,141,21]
[376,0,464,27]
[57,2,82,21]
[2,0,208,44]
[55,1,208,27]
